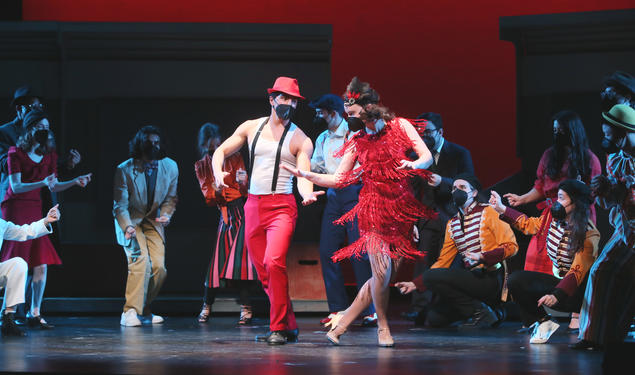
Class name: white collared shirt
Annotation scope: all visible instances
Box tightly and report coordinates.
[311,119,355,174]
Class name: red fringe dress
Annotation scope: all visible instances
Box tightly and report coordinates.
[332,118,436,262]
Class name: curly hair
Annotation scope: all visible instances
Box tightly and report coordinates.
[17,126,53,155]
[546,110,591,181]
[128,125,166,160]
[197,122,221,158]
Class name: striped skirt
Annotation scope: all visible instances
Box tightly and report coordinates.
[205,198,257,288]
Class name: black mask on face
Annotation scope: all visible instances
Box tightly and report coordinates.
[143,141,161,160]
[33,130,53,155]
[550,201,567,221]
[452,189,469,208]
[348,117,365,132]
[313,115,328,128]
[274,103,294,121]
[423,135,436,150]
[601,137,621,155]
[553,133,570,148]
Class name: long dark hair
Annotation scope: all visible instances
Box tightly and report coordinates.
[546,110,591,181]
[567,196,591,254]
[197,123,221,158]
[128,125,166,160]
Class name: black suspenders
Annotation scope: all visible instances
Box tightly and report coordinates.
[248,117,292,193]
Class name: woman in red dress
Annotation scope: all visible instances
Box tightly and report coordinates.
[282,78,434,346]
[1,110,91,329]
[194,123,257,325]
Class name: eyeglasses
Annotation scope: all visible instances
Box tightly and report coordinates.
[422,129,438,136]
[27,103,44,111]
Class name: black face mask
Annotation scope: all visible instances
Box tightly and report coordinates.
[274,103,294,121]
[313,116,328,128]
[143,141,161,160]
[452,189,469,208]
[347,117,365,132]
[553,133,570,148]
[423,135,436,150]
[601,137,621,155]
[550,201,567,221]
[33,130,53,155]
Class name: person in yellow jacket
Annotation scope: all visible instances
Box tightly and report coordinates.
[495,179,599,344]
[396,174,518,328]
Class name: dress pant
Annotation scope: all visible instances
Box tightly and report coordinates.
[319,184,374,315]
[0,257,28,309]
[422,267,503,327]
[508,270,587,327]
[244,194,298,332]
[411,213,451,311]
[123,219,167,315]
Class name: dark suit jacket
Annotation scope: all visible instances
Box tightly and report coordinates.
[415,139,475,221]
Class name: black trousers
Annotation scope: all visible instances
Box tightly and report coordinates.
[507,270,586,327]
[422,267,503,327]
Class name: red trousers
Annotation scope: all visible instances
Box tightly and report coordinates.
[244,194,298,331]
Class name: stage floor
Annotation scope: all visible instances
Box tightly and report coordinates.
[0,316,602,375]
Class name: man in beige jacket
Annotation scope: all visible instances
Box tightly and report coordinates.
[113,126,178,327]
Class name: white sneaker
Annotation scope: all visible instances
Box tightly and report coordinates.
[120,309,142,327]
[151,314,164,324]
[529,320,560,344]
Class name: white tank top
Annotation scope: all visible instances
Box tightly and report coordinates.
[248,122,297,195]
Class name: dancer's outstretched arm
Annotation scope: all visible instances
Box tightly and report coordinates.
[281,147,357,189]
[396,118,433,170]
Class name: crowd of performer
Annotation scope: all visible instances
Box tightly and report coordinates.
[0,71,632,358]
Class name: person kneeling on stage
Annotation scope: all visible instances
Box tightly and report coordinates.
[0,204,60,336]
[396,174,518,328]
[491,180,599,344]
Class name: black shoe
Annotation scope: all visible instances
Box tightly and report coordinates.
[27,316,54,330]
[491,306,506,328]
[569,339,600,351]
[458,303,499,329]
[267,331,287,345]
[285,328,299,343]
[1,313,26,337]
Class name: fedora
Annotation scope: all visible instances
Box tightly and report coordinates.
[267,77,304,100]
[602,104,635,132]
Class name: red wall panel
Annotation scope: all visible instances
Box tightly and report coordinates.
[22,0,635,186]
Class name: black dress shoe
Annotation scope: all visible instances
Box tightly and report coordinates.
[267,331,287,345]
[1,313,26,337]
[569,339,599,351]
[458,303,499,329]
[27,316,54,330]
[285,328,299,343]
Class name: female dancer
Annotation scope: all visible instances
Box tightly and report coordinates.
[0,110,91,328]
[503,110,600,331]
[491,180,599,344]
[194,123,258,325]
[281,77,434,346]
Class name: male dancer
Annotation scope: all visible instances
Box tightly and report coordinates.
[310,94,375,327]
[212,77,322,345]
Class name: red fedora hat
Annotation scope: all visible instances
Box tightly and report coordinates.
[267,77,305,100]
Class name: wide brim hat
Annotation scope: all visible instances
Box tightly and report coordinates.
[10,85,41,107]
[267,77,305,100]
[602,104,635,132]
